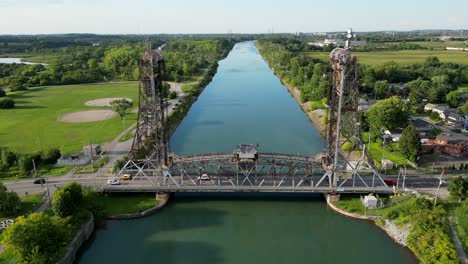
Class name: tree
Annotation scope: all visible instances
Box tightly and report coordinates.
[461,101,468,114]
[52,182,83,217]
[1,148,17,169]
[428,75,451,103]
[40,148,61,165]
[367,96,409,130]
[446,90,463,108]
[399,125,421,162]
[373,80,388,99]
[0,89,5,97]
[2,212,70,264]
[407,78,430,105]
[0,98,15,109]
[110,99,133,128]
[0,182,21,216]
[448,176,467,202]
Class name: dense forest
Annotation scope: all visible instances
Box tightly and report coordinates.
[257,37,468,111]
[0,36,239,90]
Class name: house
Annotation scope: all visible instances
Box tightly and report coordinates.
[358,98,377,112]
[384,129,403,142]
[424,103,437,112]
[411,118,434,137]
[388,83,408,95]
[432,134,468,157]
[432,105,448,119]
[447,112,465,125]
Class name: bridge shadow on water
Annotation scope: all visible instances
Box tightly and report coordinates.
[76,193,328,264]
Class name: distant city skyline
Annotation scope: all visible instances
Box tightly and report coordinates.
[1,0,467,34]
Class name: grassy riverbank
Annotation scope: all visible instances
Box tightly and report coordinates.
[333,195,459,264]
[94,193,157,215]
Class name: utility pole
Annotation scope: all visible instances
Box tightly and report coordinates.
[90,138,96,190]
[32,159,37,179]
[434,169,445,209]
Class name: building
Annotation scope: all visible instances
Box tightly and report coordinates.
[432,105,448,118]
[432,134,468,157]
[447,112,465,125]
[424,103,437,112]
[83,144,101,157]
[411,118,435,137]
[362,194,379,209]
[358,98,377,112]
[384,129,403,142]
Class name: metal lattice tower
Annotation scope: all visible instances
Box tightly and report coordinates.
[318,29,387,190]
[130,47,168,166]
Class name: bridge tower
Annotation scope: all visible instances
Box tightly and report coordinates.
[117,44,170,183]
[318,29,386,189]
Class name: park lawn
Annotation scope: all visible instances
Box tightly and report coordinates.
[333,195,417,216]
[95,193,157,215]
[0,82,139,154]
[119,130,135,142]
[301,50,468,65]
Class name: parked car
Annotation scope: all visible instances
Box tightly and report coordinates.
[383,179,397,186]
[198,173,210,181]
[33,178,46,184]
[107,179,121,185]
[119,174,132,180]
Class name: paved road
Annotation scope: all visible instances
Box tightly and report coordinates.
[4,172,459,197]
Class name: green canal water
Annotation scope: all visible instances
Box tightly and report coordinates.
[77,42,416,264]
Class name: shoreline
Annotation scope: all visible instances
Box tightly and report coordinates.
[325,194,410,248]
[107,192,170,220]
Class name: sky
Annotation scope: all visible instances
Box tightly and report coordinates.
[1,0,467,34]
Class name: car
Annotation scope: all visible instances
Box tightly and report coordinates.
[383,179,397,186]
[177,99,182,103]
[119,174,132,180]
[33,178,46,184]
[198,173,210,181]
[107,179,121,185]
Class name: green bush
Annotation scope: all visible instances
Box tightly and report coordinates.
[52,182,83,217]
[0,98,15,109]
[2,212,71,264]
[40,148,61,165]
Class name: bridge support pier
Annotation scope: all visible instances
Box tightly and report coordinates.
[326,194,341,203]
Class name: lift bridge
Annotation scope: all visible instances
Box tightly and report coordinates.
[108,30,394,194]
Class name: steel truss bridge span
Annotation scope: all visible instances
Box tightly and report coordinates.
[106,152,394,194]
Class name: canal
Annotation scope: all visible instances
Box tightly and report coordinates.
[77,41,416,264]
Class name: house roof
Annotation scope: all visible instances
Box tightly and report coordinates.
[448,112,463,119]
[424,103,436,109]
[436,134,468,145]
[433,105,448,112]
[412,118,433,129]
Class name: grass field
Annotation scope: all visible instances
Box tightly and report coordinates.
[386,41,467,49]
[95,193,157,215]
[301,50,468,65]
[0,82,138,154]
